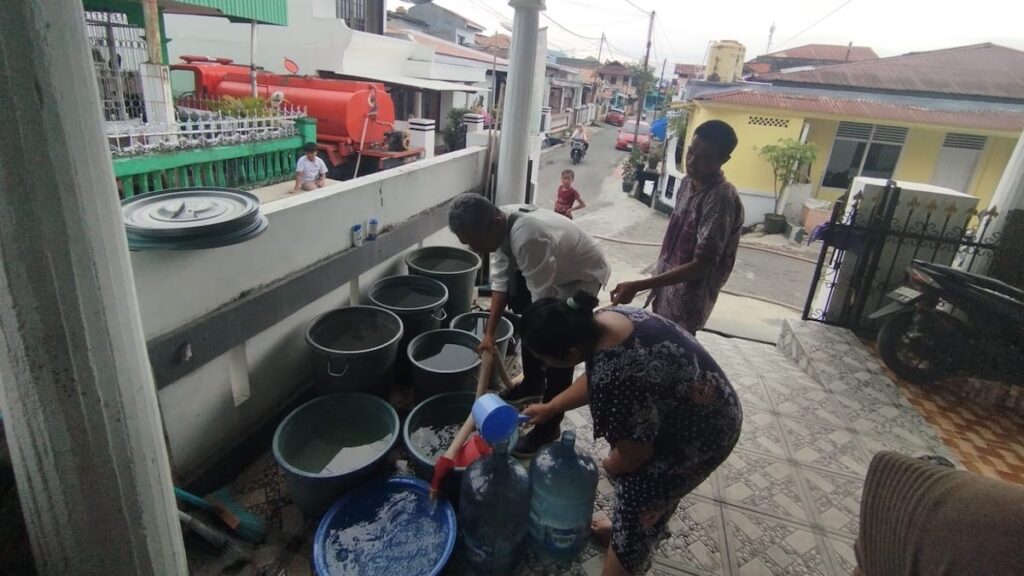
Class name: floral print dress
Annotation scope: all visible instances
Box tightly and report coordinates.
[588,306,742,574]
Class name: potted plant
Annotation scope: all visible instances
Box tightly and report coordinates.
[621,146,647,193]
[757,138,818,234]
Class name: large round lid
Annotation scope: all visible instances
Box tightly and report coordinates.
[121,187,267,250]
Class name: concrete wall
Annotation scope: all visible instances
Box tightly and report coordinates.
[137,148,487,476]
[166,0,438,81]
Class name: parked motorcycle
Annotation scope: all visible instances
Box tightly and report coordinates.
[869,259,1024,384]
[570,138,586,165]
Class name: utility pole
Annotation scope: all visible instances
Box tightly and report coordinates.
[631,10,655,146]
[767,22,776,54]
[142,0,162,64]
[591,33,605,110]
[652,57,667,123]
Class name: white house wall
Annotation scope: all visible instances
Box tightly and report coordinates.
[143,148,486,476]
[166,0,465,82]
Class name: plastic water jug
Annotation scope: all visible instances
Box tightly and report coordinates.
[457,441,531,574]
[527,430,599,563]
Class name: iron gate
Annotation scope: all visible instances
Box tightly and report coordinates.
[802,180,1003,331]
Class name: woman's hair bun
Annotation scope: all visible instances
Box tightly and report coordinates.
[570,290,599,314]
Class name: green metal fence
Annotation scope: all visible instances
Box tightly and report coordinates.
[112,117,316,198]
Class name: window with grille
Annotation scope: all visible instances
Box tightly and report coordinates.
[822,122,908,189]
[748,115,790,128]
[337,0,367,32]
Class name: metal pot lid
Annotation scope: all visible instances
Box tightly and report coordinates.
[126,214,268,251]
[122,187,260,238]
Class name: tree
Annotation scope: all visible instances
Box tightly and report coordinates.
[757,138,818,214]
[627,62,656,90]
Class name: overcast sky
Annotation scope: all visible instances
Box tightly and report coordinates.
[389,0,1024,66]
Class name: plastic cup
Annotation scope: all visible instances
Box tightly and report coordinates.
[472,393,531,445]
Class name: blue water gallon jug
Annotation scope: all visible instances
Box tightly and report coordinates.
[457,441,531,574]
[527,430,599,563]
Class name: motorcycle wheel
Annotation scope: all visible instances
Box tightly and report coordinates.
[877,309,963,384]
[572,154,580,165]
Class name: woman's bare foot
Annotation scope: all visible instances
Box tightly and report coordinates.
[591,511,612,547]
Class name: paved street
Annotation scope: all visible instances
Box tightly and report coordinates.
[535,125,816,342]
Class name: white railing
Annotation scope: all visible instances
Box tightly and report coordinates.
[106,103,307,157]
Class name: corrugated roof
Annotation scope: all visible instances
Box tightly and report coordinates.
[389,28,508,66]
[697,88,1024,133]
[755,43,1024,101]
[84,0,288,25]
[761,44,878,62]
[169,0,287,25]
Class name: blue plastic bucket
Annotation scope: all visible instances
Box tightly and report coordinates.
[313,476,456,576]
[471,393,531,445]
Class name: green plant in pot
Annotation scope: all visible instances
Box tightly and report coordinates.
[621,146,647,193]
[443,107,471,152]
[757,138,817,234]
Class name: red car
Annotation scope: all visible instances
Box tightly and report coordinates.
[604,108,625,126]
[615,121,651,151]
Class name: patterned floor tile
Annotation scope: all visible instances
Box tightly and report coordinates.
[778,417,868,478]
[795,466,863,538]
[716,450,811,523]
[722,505,833,576]
[761,379,846,428]
[731,374,773,411]
[821,534,859,576]
[818,371,899,405]
[831,393,938,445]
[733,408,789,459]
[857,432,959,467]
[655,495,728,575]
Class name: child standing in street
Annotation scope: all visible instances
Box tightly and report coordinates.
[554,169,586,219]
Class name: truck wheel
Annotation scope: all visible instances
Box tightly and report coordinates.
[877,309,963,384]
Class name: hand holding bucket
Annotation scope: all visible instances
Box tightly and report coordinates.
[471,393,531,445]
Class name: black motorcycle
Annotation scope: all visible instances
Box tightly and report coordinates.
[869,260,1024,384]
[570,138,586,165]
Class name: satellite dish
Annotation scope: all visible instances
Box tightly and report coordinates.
[283,58,299,75]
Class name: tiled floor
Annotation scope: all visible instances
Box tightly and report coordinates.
[190,322,961,575]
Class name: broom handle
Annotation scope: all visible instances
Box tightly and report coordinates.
[441,349,494,461]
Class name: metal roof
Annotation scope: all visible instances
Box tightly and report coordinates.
[755,43,1024,102]
[391,28,508,66]
[696,87,1024,133]
[83,0,287,25]
[759,44,878,62]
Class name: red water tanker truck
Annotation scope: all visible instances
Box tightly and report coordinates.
[172,56,421,179]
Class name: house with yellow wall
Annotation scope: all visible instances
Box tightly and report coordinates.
[679,44,1024,213]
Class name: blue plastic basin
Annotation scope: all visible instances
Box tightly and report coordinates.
[313,476,456,576]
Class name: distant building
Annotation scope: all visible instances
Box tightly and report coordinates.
[596,61,633,107]
[474,32,511,59]
[745,43,878,75]
[407,3,485,46]
[336,0,386,34]
[387,7,429,34]
[683,43,1024,212]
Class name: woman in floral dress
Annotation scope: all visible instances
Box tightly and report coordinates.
[522,291,742,576]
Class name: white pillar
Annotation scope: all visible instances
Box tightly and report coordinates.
[409,118,436,159]
[0,2,186,574]
[463,113,485,133]
[413,91,424,118]
[496,0,546,206]
[969,131,1024,274]
[140,62,177,125]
